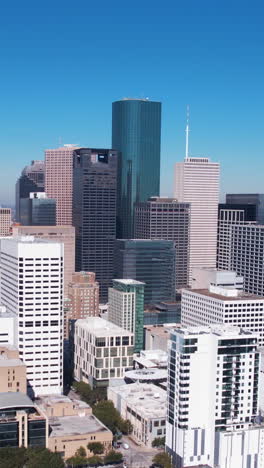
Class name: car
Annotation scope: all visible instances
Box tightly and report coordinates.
[122,443,129,449]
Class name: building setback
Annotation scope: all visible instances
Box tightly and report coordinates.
[135,197,190,289]
[114,239,176,305]
[72,148,118,302]
[112,98,161,238]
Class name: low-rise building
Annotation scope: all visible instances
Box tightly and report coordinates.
[0,305,15,345]
[0,346,27,393]
[74,317,134,388]
[134,349,168,369]
[108,382,167,447]
[145,324,181,352]
[37,394,112,459]
[0,208,12,236]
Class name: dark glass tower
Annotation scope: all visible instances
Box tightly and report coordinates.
[112,98,161,238]
[114,239,176,305]
[72,148,118,301]
[20,193,56,226]
[15,160,45,222]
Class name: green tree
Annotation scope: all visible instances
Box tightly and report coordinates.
[152,452,172,468]
[152,436,166,448]
[104,450,123,464]
[87,455,104,466]
[0,447,27,468]
[75,446,87,457]
[118,418,133,435]
[73,381,107,406]
[87,441,104,455]
[25,448,64,468]
[66,455,87,467]
[93,400,121,432]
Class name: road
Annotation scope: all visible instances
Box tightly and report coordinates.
[119,435,159,468]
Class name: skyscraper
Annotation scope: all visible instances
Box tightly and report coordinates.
[174,157,220,284]
[72,148,118,301]
[112,98,161,238]
[166,324,262,468]
[45,144,79,225]
[135,197,190,288]
[0,236,64,396]
[108,279,145,353]
[19,192,56,226]
[15,160,45,222]
[226,193,264,224]
[114,239,176,305]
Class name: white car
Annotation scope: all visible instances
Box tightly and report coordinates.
[123,443,129,449]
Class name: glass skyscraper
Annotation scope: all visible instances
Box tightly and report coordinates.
[112,98,161,238]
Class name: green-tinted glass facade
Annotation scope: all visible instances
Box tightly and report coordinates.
[112,99,161,238]
[112,279,145,353]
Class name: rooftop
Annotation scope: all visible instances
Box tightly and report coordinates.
[0,392,34,409]
[185,288,263,302]
[109,383,166,418]
[125,368,167,381]
[0,356,25,368]
[49,413,109,437]
[174,324,257,338]
[3,236,61,245]
[145,324,181,338]
[113,279,145,286]
[37,394,89,410]
[76,317,133,337]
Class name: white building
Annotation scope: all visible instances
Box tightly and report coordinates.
[166,324,263,468]
[0,236,64,396]
[74,317,134,388]
[108,382,167,447]
[192,268,243,290]
[0,305,15,345]
[174,157,220,285]
[181,285,264,346]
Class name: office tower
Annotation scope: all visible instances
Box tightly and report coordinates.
[19,192,56,226]
[65,272,99,338]
[108,279,145,352]
[72,148,118,302]
[166,325,262,468]
[0,208,11,236]
[217,204,255,270]
[45,144,79,225]
[112,98,161,238]
[192,268,243,290]
[135,197,190,289]
[0,236,63,396]
[15,160,45,222]
[226,193,264,224]
[12,225,75,296]
[181,284,264,345]
[114,239,176,305]
[174,157,220,285]
[74,317,134,388]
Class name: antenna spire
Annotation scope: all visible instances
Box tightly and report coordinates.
[185,105,190,159]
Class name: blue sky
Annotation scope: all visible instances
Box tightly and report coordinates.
[1,1,264,204]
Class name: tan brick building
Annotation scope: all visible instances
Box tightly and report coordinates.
[0,208,12,236]
[0,346,27,394]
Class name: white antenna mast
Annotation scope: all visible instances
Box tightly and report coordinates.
[185,105,190,159]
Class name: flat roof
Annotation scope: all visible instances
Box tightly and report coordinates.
[76,317,133,337]
[174,324,257,338]
[109,383,166,418]
[145,324,180,338]
[125,368,167,381]
[186,288,263,302]
[113,279,145,286]
[37,394,90,410]
[49,414,110,437]
[0,357,25,368]
[0,392,34,409]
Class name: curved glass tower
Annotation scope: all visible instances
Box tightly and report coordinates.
[112,98,161,238]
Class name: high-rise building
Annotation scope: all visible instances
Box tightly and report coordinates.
[112,98,161,238]
[0,236,64,396]
[19,192,56,226]
[45,144,79,225]
[0,208,12,236]
[135,197,190,289]
[65,272,99,338]
[114,239,176,305]
[226,193,264,224]
[166,324,262,468]
[12,225,75,296]
[181,284,264,345]
[108,279,145,352]
[15,160,45,222]
[174,157,220,285]
[72,148,118,302]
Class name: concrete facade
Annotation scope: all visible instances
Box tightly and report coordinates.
[0,346,27,394]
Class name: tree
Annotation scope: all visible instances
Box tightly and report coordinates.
[0,447,64,468]
[87,441,104,455]
[93,400,121,433]
[87,455,103,466]
[152,436,166,448]
[152,452,172,468]
[75,446,87,457]
[0,447,27,468]
[66,455,88,467]
[118,418,133,435]
[104,450,123,464]
[73,381,107,406]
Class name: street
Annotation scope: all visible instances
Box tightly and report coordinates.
[119,435,159,468]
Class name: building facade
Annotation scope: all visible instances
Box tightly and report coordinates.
[174,157,220,285]
[12,225,75,296]
[226,193,264,224]
[112,98,161,238]
[0,305,15,345]
[192,268,244,290]
[45,144,79,225]
[108,279,145,353]
[15,160,45,223]
[0,236,64,396]
[19,192,56,226]
[114,239,176,305]
[166,325,262,468]
[0,208,12,236]
[0,346,27,394]
[135,197,190,289]
[74,317,134,388]
[181,285,264,346]
[72,148,118,302]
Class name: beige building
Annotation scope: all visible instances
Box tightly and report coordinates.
[65,272,99,338]
[0,346,27,394]
[0,208,11,236]
[12,225,75,295]
[37,394,112,459]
